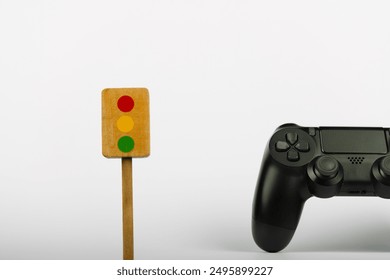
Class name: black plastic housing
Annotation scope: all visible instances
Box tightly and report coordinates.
[252,124,390,252]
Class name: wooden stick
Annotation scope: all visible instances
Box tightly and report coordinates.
[122,158,134,260]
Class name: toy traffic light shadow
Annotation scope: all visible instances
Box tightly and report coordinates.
[102,88,150,260]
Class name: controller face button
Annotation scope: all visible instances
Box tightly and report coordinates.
[276,141,290,152]
[379,156,390,178]
[286,132,298,145]
[314,156,339,179]
[287,149,300,162]
[295,141,309,152]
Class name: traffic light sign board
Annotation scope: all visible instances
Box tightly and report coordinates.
[102,88,150,158]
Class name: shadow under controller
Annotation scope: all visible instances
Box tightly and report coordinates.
[252,124,390,252]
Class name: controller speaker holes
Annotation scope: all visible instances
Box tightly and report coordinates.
[348,157,365,164]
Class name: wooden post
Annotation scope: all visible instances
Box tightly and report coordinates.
[122,158,133,260]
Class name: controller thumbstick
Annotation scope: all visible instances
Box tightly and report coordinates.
[379,156,390,180]
[314,156,339,179]
[373,156,390,198]
[308,156,343,198]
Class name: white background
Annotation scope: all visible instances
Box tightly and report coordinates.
[1,0,390,259]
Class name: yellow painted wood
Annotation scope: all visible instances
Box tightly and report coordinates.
[122,158,134,260]
[102,88,150,158]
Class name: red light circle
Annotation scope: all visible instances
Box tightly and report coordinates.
[117,95,134,112]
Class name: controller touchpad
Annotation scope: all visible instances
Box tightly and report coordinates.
[320,128,388,154]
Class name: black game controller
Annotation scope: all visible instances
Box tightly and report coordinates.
[252,124,390,252]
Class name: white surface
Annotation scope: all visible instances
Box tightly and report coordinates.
[1,0,390,259]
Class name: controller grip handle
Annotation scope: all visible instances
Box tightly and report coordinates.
[252,220,296,253]
[252,155,310,252]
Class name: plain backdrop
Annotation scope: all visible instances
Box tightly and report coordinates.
[1,0,390,259]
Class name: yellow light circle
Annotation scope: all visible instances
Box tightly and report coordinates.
[117,116,134,132]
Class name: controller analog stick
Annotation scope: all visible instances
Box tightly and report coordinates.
[314,156,339,179]
[373,156,390,198]
[379,156,390,179]
[308,156,343,198]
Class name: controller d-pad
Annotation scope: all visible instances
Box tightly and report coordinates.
[276,141,290,152]
[272,131,312,163]
[286,132,298,145]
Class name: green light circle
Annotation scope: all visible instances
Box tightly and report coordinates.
[118,136,135,153]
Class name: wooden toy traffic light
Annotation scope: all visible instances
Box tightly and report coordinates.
[102,88,150,260]
[102,88,150,158]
